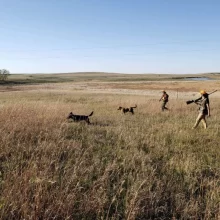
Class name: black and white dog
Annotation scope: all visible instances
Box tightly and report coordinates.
[67,111,93,124]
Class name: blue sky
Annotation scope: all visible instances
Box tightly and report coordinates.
[0,0,220,74]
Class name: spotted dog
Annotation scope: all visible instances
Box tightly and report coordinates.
[117,105,137,114]
[67,111,93,124]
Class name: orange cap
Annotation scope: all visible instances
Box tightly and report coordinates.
[200,90,206,95]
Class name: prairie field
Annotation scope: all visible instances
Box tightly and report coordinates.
[0,73,220,219]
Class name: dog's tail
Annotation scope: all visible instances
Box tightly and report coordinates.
[131,105,137,108]
[88,111,93,117]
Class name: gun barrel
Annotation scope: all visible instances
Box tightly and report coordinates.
[208,90,217,95]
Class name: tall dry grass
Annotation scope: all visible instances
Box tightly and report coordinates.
[0,88,219,219]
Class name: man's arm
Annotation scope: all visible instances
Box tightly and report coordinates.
[194,96,202,105]
[194,101,201,105]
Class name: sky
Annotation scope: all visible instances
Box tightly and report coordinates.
[0,0,220,74]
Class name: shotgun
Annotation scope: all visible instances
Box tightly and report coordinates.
[186,90,217,105]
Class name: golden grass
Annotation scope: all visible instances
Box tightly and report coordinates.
[95,80,220,92]
[0,81,219,219]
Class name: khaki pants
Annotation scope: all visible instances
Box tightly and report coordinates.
[193,113,207,129]
[161,101,168,111]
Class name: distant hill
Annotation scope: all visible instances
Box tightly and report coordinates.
[1,72,219,85]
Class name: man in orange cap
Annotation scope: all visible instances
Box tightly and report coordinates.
[159,90,169,111]
[192,90,210,129]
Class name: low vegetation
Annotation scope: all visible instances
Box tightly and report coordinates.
[0,76,219,219]
[4,71,220,85]
[0,69,10,82]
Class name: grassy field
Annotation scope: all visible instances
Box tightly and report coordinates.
[0,73,219,219]
[1,71,220,84]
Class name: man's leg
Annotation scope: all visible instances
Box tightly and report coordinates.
[192,113,203,129]
[161,102,165,111]
[201,115,207,129]
[161,101,168,111]
[164,101,168,110]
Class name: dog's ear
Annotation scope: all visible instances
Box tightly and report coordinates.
[67,112,73,117]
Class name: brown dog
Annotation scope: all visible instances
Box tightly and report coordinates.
[67,111,93,124]
[117,105,137,114]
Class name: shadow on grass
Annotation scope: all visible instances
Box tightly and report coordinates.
[0,81,32,85]
[90,122,110,127]
[67,120,111,127]
[0,78,71,85]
